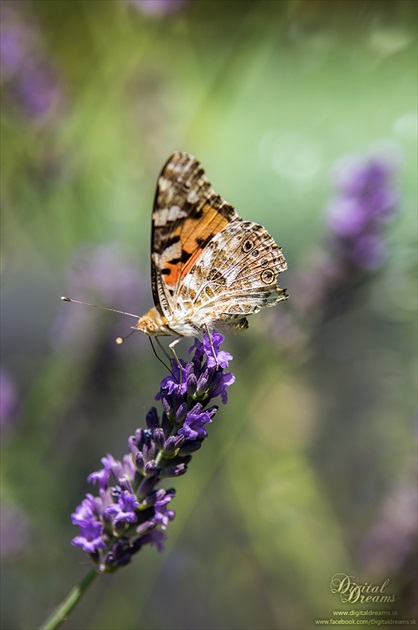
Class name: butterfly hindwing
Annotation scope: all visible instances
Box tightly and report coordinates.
[179,219,287,326]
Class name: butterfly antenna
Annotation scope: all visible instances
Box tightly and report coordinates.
[61,296,140,319]
[116,330,136,345]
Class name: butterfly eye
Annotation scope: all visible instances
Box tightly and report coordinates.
[242,239,254,252]
[261,269,275,284]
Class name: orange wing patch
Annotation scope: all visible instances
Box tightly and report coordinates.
[179,203,231,279]
[155,206,230,287]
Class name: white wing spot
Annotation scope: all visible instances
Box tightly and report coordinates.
[153,206,187,226]
[154,241,182,267]
[187,189,199,204]
[158,176,171,192]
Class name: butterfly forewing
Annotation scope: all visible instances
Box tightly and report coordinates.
[151,153,237,318]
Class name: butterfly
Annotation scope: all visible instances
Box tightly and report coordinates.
[132,152,288,348]
[62,152,288,354]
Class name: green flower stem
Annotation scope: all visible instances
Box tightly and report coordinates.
[39,567,99,630]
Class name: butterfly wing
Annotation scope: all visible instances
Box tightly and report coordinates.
[151,152,238,318]
[179,219,288,329]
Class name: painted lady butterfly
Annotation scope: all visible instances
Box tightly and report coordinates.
[62,153,288,351]
[133,152,288,343]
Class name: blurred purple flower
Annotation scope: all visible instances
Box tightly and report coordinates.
[0,1,64,124]
[269,151,400,351]
[125,0,187,15]
[0,4,31,79]
[11,58,63,121]
[359,469,417,577]
[72,332,234,571]
[334,157,395,199]
[0,369,18,428]
[327,154,398,270]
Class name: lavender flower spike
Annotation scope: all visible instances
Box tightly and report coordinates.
[327,154,398,270]
[71,332,235,572]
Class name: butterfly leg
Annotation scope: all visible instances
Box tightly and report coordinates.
[168,336,184,389]
[203,324,219,369]
[154,336,183,388]
[168,336,182,364]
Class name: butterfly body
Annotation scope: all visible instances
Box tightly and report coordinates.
[133,152,288,339]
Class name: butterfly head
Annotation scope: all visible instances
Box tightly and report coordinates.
[132,307,169,337]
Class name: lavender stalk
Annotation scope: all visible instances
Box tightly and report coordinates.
[39,332,234,629]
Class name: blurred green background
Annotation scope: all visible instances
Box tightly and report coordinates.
[1,1,417,629]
